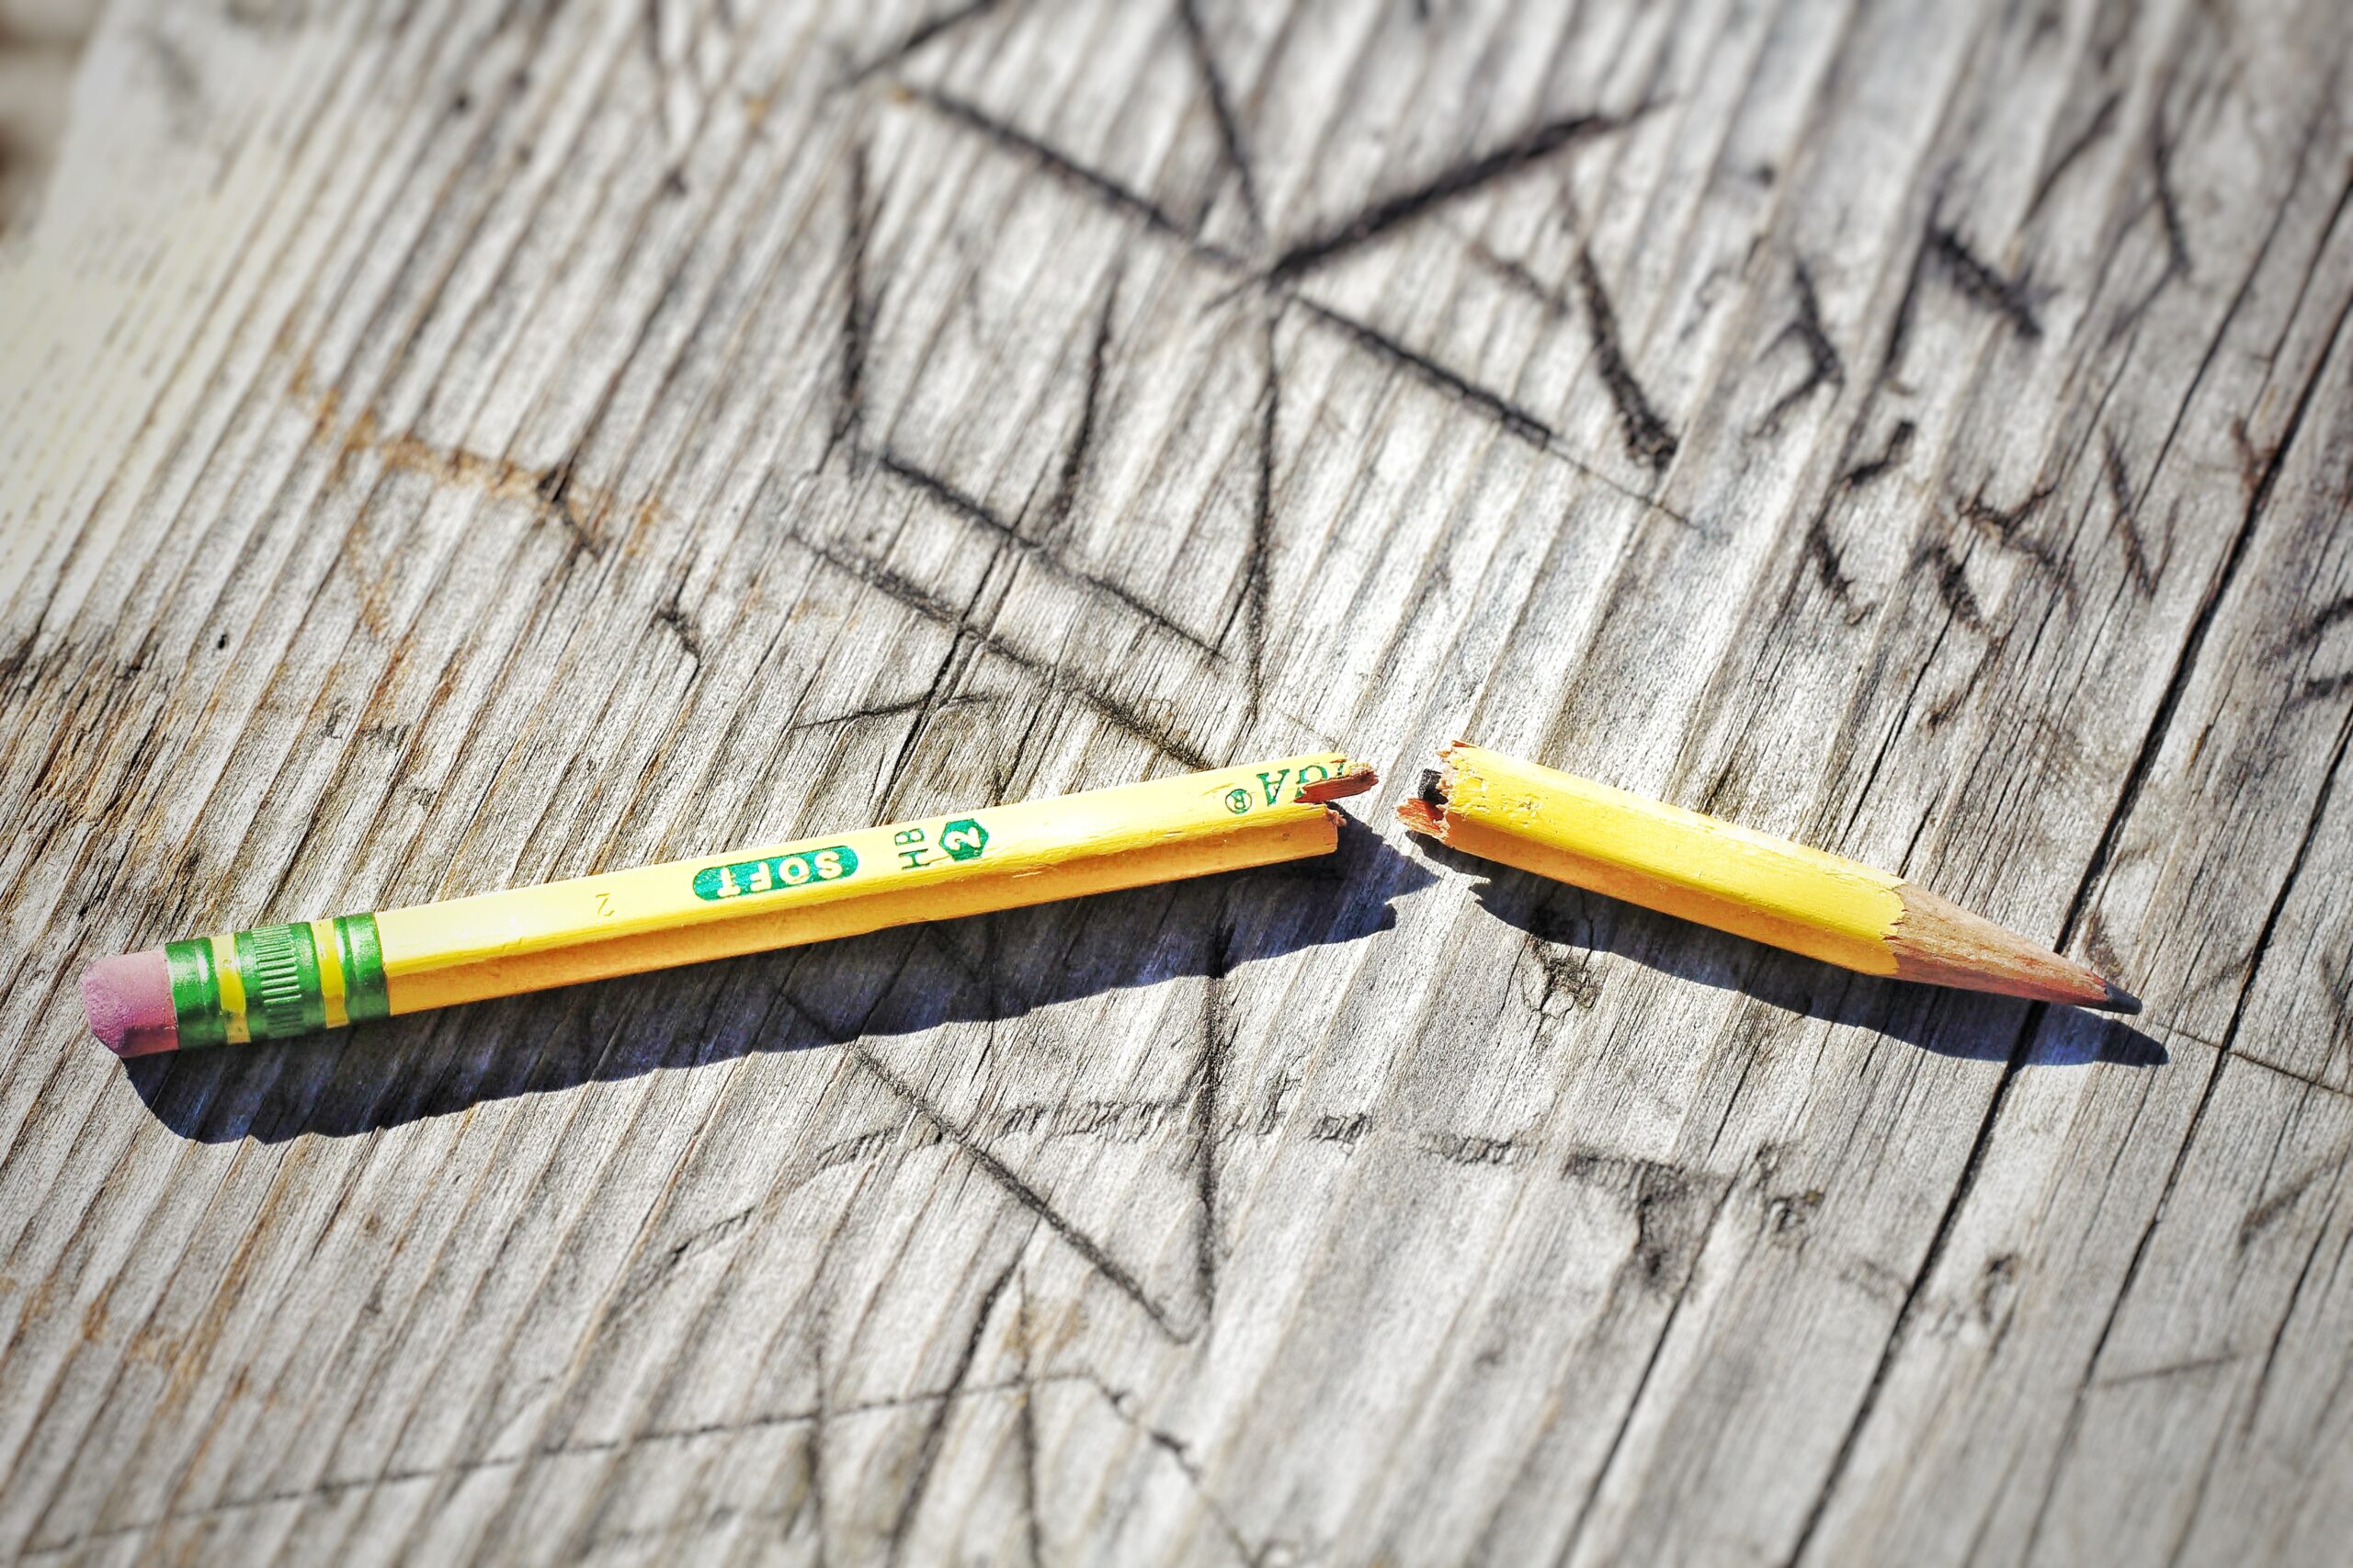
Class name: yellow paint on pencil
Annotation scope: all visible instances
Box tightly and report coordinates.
[381,752,1362,1012]
[310,918,349,1028]
[210,933,252,1043]
[1420,744,1904,974]
[137,753,1370,1048]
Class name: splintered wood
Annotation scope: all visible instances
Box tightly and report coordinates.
[2,2,2350,1564]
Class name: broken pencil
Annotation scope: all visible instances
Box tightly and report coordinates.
[80,754,1376,1055]
[1399,742,2138,1013]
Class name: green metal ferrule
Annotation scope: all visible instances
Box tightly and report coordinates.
[164,938,228,1049]
[162,914,390,1047]
[335,914,392,1023]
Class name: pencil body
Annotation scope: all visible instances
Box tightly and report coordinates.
[85,754,1371,1055]
[1401,744,2135,1012]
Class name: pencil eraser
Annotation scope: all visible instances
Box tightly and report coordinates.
[81,950,178,1057]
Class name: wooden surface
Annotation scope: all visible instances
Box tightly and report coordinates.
[3,1,2351,1562]
[0,2,97,234]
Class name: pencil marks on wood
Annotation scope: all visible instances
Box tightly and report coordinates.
[1264,106,1638,283]
[3,0,2352,1563]
[1927,224,2045,342]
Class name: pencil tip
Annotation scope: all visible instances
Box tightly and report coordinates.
[2095,981,2143,1017]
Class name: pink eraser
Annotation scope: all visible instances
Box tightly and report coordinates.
[81,950,178,1057]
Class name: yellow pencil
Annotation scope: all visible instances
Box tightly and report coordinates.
[1398,743,2137,1012]
[81,753,1376,1055]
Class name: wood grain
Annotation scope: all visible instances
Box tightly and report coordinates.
[2,1,2349,1563]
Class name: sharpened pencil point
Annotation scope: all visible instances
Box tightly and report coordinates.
[2095,981,2143,1016]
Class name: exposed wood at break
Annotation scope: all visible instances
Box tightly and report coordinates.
[1,1,2350,1564]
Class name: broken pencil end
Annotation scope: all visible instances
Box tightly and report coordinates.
[1396,800,1444,837]
[1396,762,1454,836]
[1299,765,1380,804]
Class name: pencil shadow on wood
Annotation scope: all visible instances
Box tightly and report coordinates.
[1418,842,2167,1068]
[123,820,1436,1143]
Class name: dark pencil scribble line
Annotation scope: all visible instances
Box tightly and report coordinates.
[1572,246,1677,472]
[1954,480,2072,588]
[791,530,1216,769]
[1916,539,1986,631]
[877,449,1220,656]
[16,1374,1089,1559]
[1928,225,2043,340]
[1840,420,1915,491]
[886,1255,1019,1563]
[894,88,1694,519]
[847,1038,1184,1336]
[2102,429,2162,597]
[1294,299,1552,445]
[1176,0,1264,237]
[844,0,1003,86]
[2026,88,2120,219]
[1268,108,1642,281]
[1040,271,1120,542]
[914,87,1225,256]
[836,143,875,445]
[1756,259,1846,434]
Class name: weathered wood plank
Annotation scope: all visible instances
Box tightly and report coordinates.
[2,1,2349,1563]
[1802,133,2353,1564]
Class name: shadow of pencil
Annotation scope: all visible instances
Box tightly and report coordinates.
[1409,838,2167,1069]
[124,819,1437,1144]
